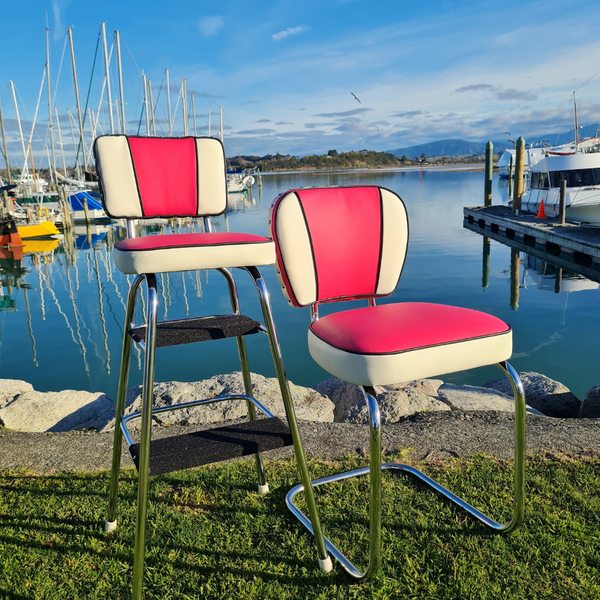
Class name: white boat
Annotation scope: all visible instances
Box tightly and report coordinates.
[498,137,600,178]
[227,173,255,193]
[522,150,600,224]
[498,146,547,178]
[14,173,49,195]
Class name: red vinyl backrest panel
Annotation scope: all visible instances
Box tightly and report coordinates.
[296,187,382,302]
[128,137,198,217]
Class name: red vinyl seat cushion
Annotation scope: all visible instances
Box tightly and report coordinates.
[310,302,510,355]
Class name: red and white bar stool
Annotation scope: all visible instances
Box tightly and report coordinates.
[269,185,526,580]
[94,136,331,600]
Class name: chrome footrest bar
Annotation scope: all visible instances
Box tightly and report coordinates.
[120,394,275,447]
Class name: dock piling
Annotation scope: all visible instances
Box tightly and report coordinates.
[82,196,91,225]
[510,248,520,310]
[512,137,525,214]
[482,236,490,288]
[484,141,493,207]
[559,180,567,225]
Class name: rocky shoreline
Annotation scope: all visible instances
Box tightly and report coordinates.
[1,371,600,474]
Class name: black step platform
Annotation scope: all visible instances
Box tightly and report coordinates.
[129,314,262,348]
[129,417,293,476]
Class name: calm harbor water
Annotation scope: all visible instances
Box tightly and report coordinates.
[1,168,599,400]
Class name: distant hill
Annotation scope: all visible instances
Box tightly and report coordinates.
[387,122,600,159]
[386,139,510,159]
[533,123,598,146]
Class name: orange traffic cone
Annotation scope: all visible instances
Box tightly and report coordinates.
[536,199,546,219]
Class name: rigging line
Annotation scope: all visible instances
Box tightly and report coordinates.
[122,38,144,82]
[16,71,47,172]
[52,33,69,106]
[153,73,166,134]
[574,68,600,94]
[75,29,101,170]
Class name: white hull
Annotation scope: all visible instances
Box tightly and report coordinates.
[523,151,600,225]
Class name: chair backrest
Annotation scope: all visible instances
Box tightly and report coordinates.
[93,135,227,219]
[269,186,408,307]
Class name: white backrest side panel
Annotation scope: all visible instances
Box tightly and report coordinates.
[95,135,142,218]
[274,192,317,306]
[196,138,227,215]
[376,188,409,295]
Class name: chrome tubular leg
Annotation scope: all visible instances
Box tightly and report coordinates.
[132,274,159,600]
[246,266,331,570]
[106,274,145,532]
[218,267,268,492]
[496,360,526,532]
[287,365,525,579]
[285,386,382,579]
[379,361,524,533]
[363,386,382,580]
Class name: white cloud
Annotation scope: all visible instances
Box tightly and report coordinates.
[272,26,309,41]
[199,16,224,37]
[52,0,71,40]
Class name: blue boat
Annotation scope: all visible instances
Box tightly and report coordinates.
[68,191,109,221]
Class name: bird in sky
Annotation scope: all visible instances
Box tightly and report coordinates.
[351,92,361,103]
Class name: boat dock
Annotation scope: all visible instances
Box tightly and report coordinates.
[464,205,600,280]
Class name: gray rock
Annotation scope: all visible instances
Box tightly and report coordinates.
[0,379,34,408]
[99,372,334,432]
[437,383,543,415]
[484,371,580,418]
[314,376,450,424]
[0,390,115,432]
[578,385,600,418]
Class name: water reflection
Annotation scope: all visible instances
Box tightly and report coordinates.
[2,170,600,399]
[466,213,600,311]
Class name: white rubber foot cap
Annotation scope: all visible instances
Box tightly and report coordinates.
[319,556,333,573]
[105,520,117,533]
[258,483,269,495]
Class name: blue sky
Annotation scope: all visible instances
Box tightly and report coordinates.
[2,0,600,166]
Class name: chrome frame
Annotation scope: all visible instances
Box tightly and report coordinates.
[106,219,330,600]
[286,360,526,581]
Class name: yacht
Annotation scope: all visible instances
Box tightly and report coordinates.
[523,148,600,224]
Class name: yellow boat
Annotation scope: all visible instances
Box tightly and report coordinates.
[17,220,60,239]
[22,238,60,254]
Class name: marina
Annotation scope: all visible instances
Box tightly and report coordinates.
[2,167,600,400]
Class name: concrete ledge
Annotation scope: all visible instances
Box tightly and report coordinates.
[1,411,599,474]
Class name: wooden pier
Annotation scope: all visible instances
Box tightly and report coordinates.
[464,205,600,281]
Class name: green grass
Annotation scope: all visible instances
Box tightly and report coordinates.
[1,454,599,599]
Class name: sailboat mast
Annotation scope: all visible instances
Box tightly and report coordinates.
[182,78,188,135]
[67,26,88,172]
[101,23,115,134]
[148,79,156,136]
[46,27,57,184]
[66,107,80,178]
[191,93,197,135]
[115,30,126,134]
[9,80,28,175]
[142,74,150,136]
[574,91,579,148]
[166,69,172,137]
[54,106,67,176]
[0,99,12,184]
[208,107,211,137]
[219,106,223,141]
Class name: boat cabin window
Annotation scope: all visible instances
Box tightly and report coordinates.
[550,171,572,187]
[572,170,594,186]
[531,172,549,189]
[549,168,600,187]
